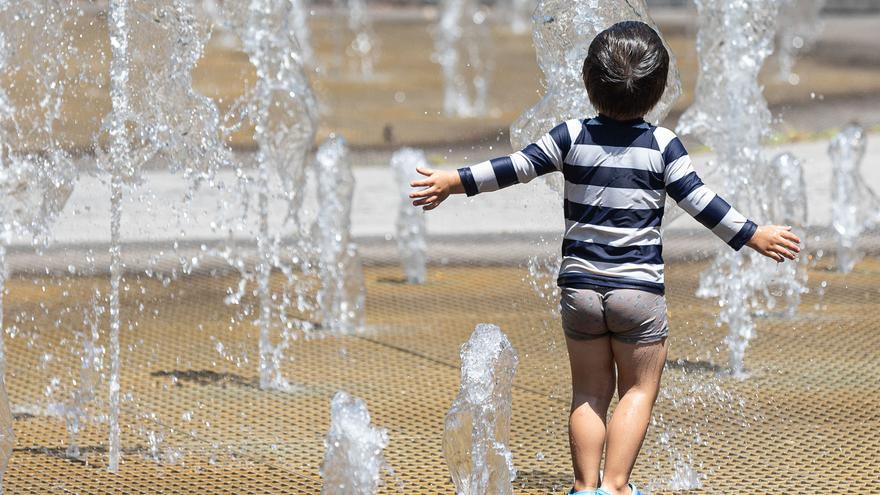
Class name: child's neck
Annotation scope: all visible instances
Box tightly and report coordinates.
[596,113,645,125]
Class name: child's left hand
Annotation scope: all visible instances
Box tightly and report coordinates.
[746,225,801,262]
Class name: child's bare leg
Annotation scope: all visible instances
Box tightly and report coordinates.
[600,339,668,495]
[565,335,615,491]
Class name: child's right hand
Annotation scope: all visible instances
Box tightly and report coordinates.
[746,225,801,262]
[409,167,464,211]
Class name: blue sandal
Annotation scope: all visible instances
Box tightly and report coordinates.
[597,483,640,495]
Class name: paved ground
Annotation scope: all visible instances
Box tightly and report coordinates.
[3,256,878,494]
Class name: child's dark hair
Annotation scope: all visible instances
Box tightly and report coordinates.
[582,21,669,121]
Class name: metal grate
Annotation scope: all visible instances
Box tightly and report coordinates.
[2,255,879,494]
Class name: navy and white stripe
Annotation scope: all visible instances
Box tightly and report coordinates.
[457,115,757,294]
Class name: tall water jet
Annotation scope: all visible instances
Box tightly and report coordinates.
[96,0,233,468]
[320,391,390,494]
[390,148,428,284]
[346,0,378,79]
[509,0,682,305]
[776,0,825,84]
[828,124,877,273]
[291,0,315,67]
[763,152,808,316]
[103,0,135,472]
[210,0,319,389]
[434,0,493,117]
[314,137,364,333]
[443,324,518,495]
[677,0,780,377]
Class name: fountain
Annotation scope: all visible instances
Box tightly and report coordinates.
[434,0,493,118]
[206,0,319,390]
[763,152,808,316]
[96,0,239,470]
[320,390,390,495]
[776,0,825,84]
[0,0,79,480]
[443,324,518,495]
[390,148,428,284]
[829,124,877,273]
[677,0,780,377]
[509,0,682,308]
[314,137,365,333]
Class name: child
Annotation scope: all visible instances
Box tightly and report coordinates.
[409,20,800,495]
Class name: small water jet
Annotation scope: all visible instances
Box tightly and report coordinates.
[776,0,825,84]
[763,152,808,316]
[828,124,877,273]
[434,0,493,118]
[443,323,518,495]
[390,148,428,284]
[314,137,365,333]
[677,0,781,378]
[320,390,390,495]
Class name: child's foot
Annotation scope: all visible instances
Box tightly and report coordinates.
[568,489,598,495]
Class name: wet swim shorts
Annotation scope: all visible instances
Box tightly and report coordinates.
[560,285,668,344]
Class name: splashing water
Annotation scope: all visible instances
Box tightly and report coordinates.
[97,0,237,470]
[314,137,365,333]
[320,391,390,495]
[776,0,825,84]
[677,0,780,378]
[68,296,105,459]
[762,152,808,316]
[0,3,82,479]
[443,324,518,495]
[524,240,560,315]
[509,0,682,305]
[434,0,493,117]
[829,124,877,273]
[390,148,428,284]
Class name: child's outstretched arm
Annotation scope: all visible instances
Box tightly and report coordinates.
[662,132,801,262]
[409,121,577,210]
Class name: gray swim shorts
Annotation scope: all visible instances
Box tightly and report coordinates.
[559,285,669,344]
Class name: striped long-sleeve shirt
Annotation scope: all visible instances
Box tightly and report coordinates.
[457,115,757,294]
